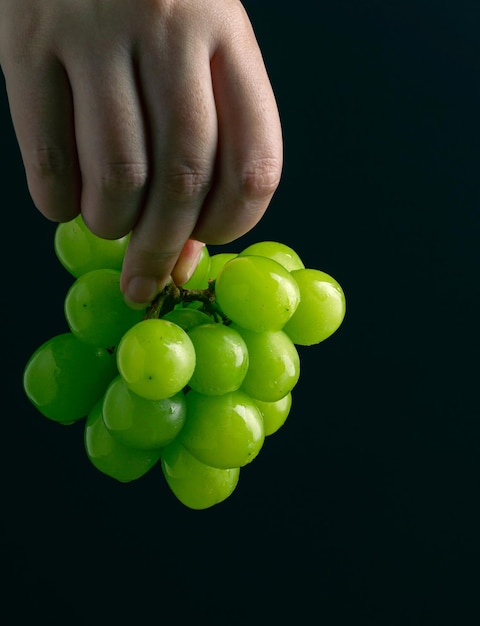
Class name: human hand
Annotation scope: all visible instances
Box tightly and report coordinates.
[0,0,282,306]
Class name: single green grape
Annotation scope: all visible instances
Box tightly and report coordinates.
[54,213,129,278]
[283,268,346,345]
[102,375,187,449]
[187,323,249,395]
[64,268,144,348]
[179,389,265,469]
[215,255,300,332]
[23,332,117,424]
[239,241,305,271]
[162,307,212,332]
[161,439,240,510]
[84,399,161,483]
[116,318,196,400]
[207,252,238,281]
[233,325,300,402]
[181,245,211,289]
[254,392,292,436]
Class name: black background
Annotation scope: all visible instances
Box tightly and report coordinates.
[2,2,480,623]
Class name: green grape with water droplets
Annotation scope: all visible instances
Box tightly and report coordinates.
[207,252,238,281]
[239,240,304,271]
[161,439,240,510]
[162,307,212,332]
[64,268,144,348]
[254,392,292,436]
[23,332,117,424]
[25,208,349,510]
[116,318,196,400]
[85,399,162,482]
[179,389,265,469]
[233,325,300,402]
[187,323,249,395]
[283,268,346,345]
[215,255,300,332]
[102,375,187,449]
[54,213,129,278]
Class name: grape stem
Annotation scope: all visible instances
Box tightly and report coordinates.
[144,279,229,324]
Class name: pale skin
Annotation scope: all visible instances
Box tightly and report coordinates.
[0,0,283,307]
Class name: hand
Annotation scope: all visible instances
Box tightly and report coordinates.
[0,0,282,306]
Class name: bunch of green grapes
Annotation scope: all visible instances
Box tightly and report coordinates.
[23,214,346,510]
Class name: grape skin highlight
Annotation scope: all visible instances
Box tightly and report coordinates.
[215,255,300,333]
[116,318,196,400]
[187,323,249,396]
[233,325,300,402]
[85,399,162,483]
[254,392,293,436]
[161,440,240,510]
[283,269,346,346]
[64,268,144,348]
[54,213,129,278]
[179,389,265,469]
[102,375,187,450]
[23,332,117,424]
[239,241,305,272]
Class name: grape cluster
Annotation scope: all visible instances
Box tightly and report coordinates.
[23,215,346,510]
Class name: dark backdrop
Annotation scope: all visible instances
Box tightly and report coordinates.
[2,2,480,623]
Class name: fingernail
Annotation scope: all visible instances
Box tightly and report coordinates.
[124,276,159,309]
[185,244,205,282]
[174,241,205,285]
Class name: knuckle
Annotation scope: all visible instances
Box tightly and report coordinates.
[163,161,212,202]
[238,156,282,200]
[30,145,73,179]
[25,146,79,222]
[98,162,149,195]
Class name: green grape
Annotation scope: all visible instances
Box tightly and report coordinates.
[215,255,300,332]
[233,325,300,402]
[254,392,292,436]
[116,318,196,400]
[84,399,161,482]
[102,375,187,449]
[54,213,129,278]
[239,241,305,271]
[23,332,117,424]
[181,245,211,289]
[161,439,240,510]
[207,252,238,281]
[64,269,144,348]
[162,307,212,332]
[283,269,346,345]
[187,323,249,395]
[179,389,265,469]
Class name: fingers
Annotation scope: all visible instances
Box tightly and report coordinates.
[119,35,218,305]
[1,54,81,222]
[65,47,148,240]
[191,6,283,245]
[120,2,283,306]
[1,0,282,310]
